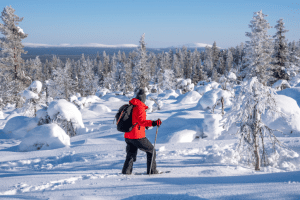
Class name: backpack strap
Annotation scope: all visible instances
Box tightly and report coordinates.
[128,122,138,132]
[116,110,125,125]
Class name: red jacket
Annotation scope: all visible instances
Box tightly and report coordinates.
[124,98,153,139]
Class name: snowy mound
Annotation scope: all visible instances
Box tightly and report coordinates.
[169,130,197,143]
[203,114,224,139]
[158,89,179,99]
[90,104,111,113]
[198,89,232,109]
[277,87,300,107]
[108,97,121,102]
[263,95,300,135]
[96,88,110,97]
[272,80,291,91]
[227,72,237,80]
[21,80,43,100]
[47,99,84,130]
[21,90,39,100]
[177,91,201,104]
[29,80,42,93]
[195,84,212,95]
[19,124,70,151]
[3,116,38,139]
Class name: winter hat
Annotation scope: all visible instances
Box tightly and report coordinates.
[136,88,146,103]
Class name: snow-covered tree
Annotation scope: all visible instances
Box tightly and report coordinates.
[162,69,175,90]
[243,10,273,85]
[224,77,282,170]
[0,6,29,107]
[225,50,233,74]
[272,19,289,81]
[203,46,213,77]
[132,33,150,89]
[0,6,28,79]
[212,41,220,69]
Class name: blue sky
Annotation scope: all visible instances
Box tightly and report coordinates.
[1,0,300,48]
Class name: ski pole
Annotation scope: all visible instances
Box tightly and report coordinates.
[149,125,159,176]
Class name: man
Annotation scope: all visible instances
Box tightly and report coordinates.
[122,88,162,175]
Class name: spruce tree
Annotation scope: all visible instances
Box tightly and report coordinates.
[132,33,150,90]
[0,6,28,107]
[272,19,289,81]
[244,10,273,85]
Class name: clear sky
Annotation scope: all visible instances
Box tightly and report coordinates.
[1,0,299,48]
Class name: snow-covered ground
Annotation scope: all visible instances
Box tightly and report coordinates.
[0,91,300,200]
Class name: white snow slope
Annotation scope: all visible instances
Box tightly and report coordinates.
[0,92,300,200]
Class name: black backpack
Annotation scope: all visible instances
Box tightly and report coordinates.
[115,104,137,132]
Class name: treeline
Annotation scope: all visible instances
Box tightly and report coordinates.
[0,7,300,108]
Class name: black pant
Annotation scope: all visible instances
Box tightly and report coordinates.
[122,137,157,174]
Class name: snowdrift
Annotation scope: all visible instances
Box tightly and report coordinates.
[3,116,38,139]
[277,87,300,107]
[177,91,201,104]
[18,124,70,151]
[263,94,300,135]
[198,88,232,110]
[47,99,85,132]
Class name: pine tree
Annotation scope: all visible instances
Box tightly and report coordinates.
[244,10,273,85]
[272,19,289,81]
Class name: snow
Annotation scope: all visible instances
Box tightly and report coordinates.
[158,89,179,99]
[2,116,38,139]
[278,87,300,107]
[29,80,43,93]
[0,89,300,199]
[21,89,39,100]
[47,99,85,131]
[203,114,224,139]
[90,104,111,113]
[177,91,201,104]
[272,79,291,91]
[227,72,237,80]
[198,88,232,109]
[18,124,70,151]
[262,95,300,135]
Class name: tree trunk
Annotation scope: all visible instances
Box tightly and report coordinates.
[253,104,261,171]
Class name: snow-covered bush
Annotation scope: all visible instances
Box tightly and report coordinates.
[227,72,237,81]
[203,114,224,139]
[3,116,38,139]
[262,95,300,135]
[96,88,110,97]
[176,78,194,94]
[71,95,101,109]
[272,79,291,91]
[198,88,232,110]
[20,80,45,117]
[18,124,70,151]
[38,99,85,136]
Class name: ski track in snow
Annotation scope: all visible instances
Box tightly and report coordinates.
[0,172,115,195]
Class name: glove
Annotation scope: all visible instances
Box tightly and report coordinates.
[152,119,162,127]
